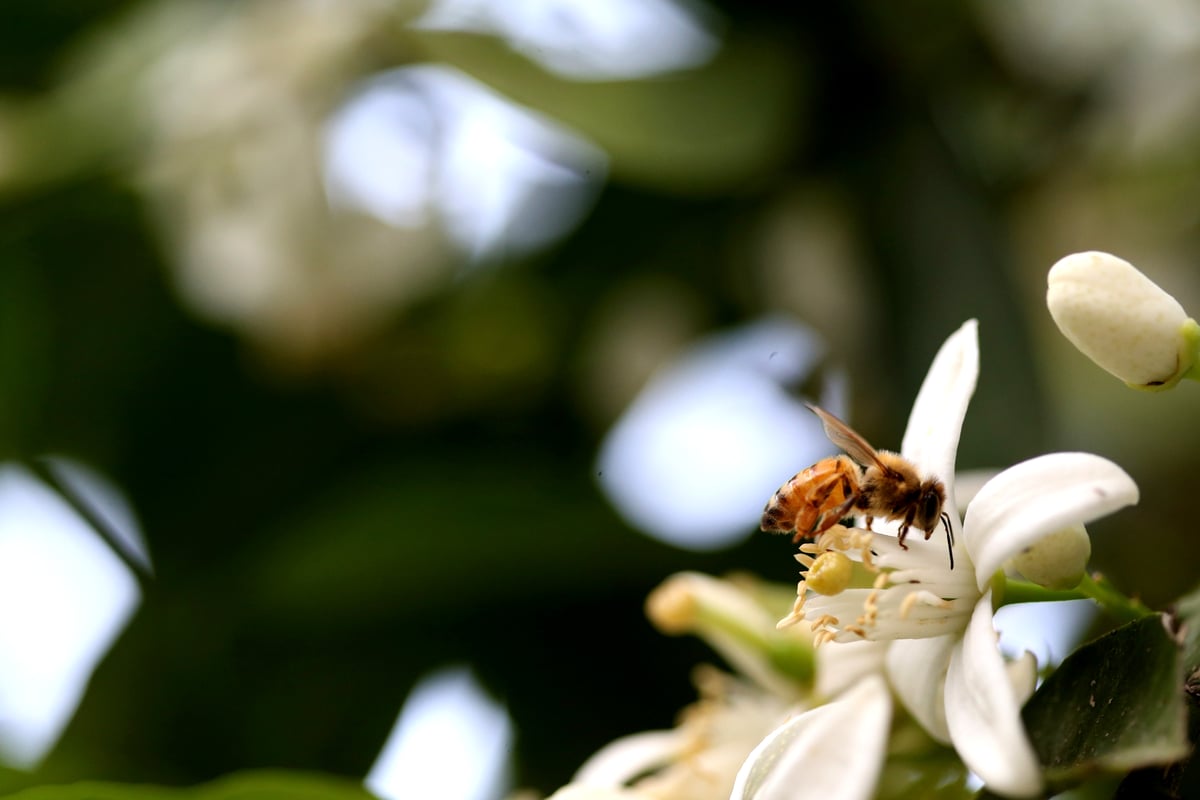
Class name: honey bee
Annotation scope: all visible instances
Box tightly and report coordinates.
[761,404,955,568]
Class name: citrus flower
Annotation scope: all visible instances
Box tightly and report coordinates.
[773,320,1139,797]
[546,572,892,800]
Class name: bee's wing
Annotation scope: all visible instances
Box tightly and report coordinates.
[805,404,889,472]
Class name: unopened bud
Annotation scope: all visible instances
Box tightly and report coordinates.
[645,572,815,692]
[1047,251,1197,390]
[1011,524,1091,590]
[645,573,702,635]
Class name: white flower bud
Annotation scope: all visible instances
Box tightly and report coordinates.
[646,572,773,636]
[1010,524,1091,590]
[645,572,814,695]
[1047,251,1197,389]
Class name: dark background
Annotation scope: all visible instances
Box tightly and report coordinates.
[0,1,1197,796]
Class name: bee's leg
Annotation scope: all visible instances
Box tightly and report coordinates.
[810,472,858,535]
[863,514,875,531]
[819,494,860,534]
[840,472,855,501]
[800,474,855,538]
[896,506,919,550]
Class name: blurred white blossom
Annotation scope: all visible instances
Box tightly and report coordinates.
[414,0,722,81]
[978,0,1200,159]
[548,573,815,800]
[128,1,603,361]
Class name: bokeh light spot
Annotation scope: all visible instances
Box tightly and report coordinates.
[597,317,846,551]
[994,599,1096,669]
[366,666,512,800]
[323,66,608,260]
[414,0,722,81]
[0,464,142,767]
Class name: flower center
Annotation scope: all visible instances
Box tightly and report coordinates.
[778,525,977,645]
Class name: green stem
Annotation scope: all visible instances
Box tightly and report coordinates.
[693,604,815,686]
[999,572,1154,624]
[1076,572,1155,623]
[998,579,1084,606]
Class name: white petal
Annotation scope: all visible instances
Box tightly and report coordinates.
[804,585,974,642]
[573,729,683,787]
[964,453,1138,591]
[886,635,955,743]
[944,593,1043,798]
[730,675,891,800]
[815,639,887,699]
[953,468,999,513]
[1006,650,1038,707]
[901,319,979,495]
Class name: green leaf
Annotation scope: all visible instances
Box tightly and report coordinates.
[876,757,972,800]
[1170,581,1200,677]
[1021,613,1189,787]
[0,770,376,800]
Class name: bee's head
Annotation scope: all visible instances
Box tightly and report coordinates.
[915,480,947,535]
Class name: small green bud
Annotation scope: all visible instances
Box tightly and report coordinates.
[1010,524,1091,591]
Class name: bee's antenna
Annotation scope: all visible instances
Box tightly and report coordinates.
[940,512,954,570]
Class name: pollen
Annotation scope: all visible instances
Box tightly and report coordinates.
[898,589,953,619]
[813,525,878,571]
[809,613,841,645]
[859,593,879,629]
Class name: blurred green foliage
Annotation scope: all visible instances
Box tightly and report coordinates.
[0,770,375,799]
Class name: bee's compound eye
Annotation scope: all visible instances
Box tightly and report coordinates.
[922,492,940,527]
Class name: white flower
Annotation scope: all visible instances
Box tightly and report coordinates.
[775,320,1139,798]
[560,668,794,800]
[545,788,642,800]
[548,573,815,800]
[1047,250,1199,389]
[545,572,893,800]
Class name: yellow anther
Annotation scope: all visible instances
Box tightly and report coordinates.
[817,524,857,553]
[811,613,838,630]
[776,611,802,630]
